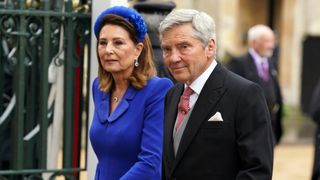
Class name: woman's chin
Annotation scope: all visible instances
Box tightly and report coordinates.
[104,68,117,73]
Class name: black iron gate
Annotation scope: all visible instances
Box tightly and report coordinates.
[0,0,91,179]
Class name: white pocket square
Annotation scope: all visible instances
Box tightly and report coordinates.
[208,112,223,122]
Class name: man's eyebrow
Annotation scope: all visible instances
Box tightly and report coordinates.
[161,40,190,47]
[177,41,191,46]
[160,44,170,48]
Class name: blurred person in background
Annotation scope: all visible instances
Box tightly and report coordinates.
[310,79,320,180]
[228,24,283,145]
[90,6,173,179]
[133,0,176,83]
[160,9,274,179]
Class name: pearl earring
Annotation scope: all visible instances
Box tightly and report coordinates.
[134,59,139,67]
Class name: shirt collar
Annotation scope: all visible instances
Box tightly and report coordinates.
[185,60,217,95]
[249,48,268,64]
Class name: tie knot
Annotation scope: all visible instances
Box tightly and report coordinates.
[182,87,194,97]
[261,60,268,68]
[178,86,194,113]
[176,86,194,130]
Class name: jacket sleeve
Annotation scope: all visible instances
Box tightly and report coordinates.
[120,78,173,180]
[235,83,274,180]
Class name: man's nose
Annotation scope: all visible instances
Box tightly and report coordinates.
[169,49,181,63]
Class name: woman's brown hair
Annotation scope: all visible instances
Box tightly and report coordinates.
[96,14,156,92]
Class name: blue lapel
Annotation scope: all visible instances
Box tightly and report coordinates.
[97,85,137,124]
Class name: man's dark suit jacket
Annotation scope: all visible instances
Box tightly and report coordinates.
[163,62,274,180]
[310,79,320,180]
[228,52,283,143]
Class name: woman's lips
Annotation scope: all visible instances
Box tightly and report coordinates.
[104,59,117,63]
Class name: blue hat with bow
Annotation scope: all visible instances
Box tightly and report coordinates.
[94,6,147,42]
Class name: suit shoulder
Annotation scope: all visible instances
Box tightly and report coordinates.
[229,53,250,64]
[225,69,259,89]
[92,77,104,103]
[165,82,183,97]
[92,77,99,88]
[227,53,250,72]
[147,76,173,89]
[143,76,174,98]
[224,70,266,106]
[92,77,100,95]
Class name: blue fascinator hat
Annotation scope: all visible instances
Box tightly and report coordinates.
[94,6,147,42]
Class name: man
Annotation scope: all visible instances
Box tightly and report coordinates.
[310,79,320,180]
[228,25,283,144]
[159,9,274,179]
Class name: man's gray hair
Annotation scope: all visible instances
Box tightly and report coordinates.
[159,9,216,46]
[247,24,273,42]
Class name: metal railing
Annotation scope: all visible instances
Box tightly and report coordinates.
[0,0,91,179]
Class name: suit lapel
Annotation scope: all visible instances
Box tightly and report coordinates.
[164,83,184,170]
[268,60,278,80]
[97,85,137,123]
[171,63,228,173]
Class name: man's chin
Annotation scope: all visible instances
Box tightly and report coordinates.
[263,51,274,58]
[172,74,188,83]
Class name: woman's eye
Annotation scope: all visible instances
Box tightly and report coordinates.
[114,41,124,45]
[99,41,107,46]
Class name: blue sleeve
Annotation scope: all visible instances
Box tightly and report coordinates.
[120,78,173,180]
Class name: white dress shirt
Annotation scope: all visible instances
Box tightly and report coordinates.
[186,60,217,109]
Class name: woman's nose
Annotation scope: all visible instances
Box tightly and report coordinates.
[105,44,114,55]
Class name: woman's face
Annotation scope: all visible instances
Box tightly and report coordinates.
[98,24,143,77]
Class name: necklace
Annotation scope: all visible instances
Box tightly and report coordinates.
[112,96,119,102]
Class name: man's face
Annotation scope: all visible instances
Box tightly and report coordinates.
[254,32,275,58]
[161,23,215,85]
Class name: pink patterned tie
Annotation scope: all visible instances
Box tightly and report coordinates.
[261,61,269,81]
[175,87,194,130]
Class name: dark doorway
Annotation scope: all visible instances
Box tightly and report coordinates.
[300,36,320,113]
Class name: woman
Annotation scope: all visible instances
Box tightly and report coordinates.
[89,6,173,180]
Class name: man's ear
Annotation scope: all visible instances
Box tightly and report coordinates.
[206,39,216,58]
[135,42,144,58]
